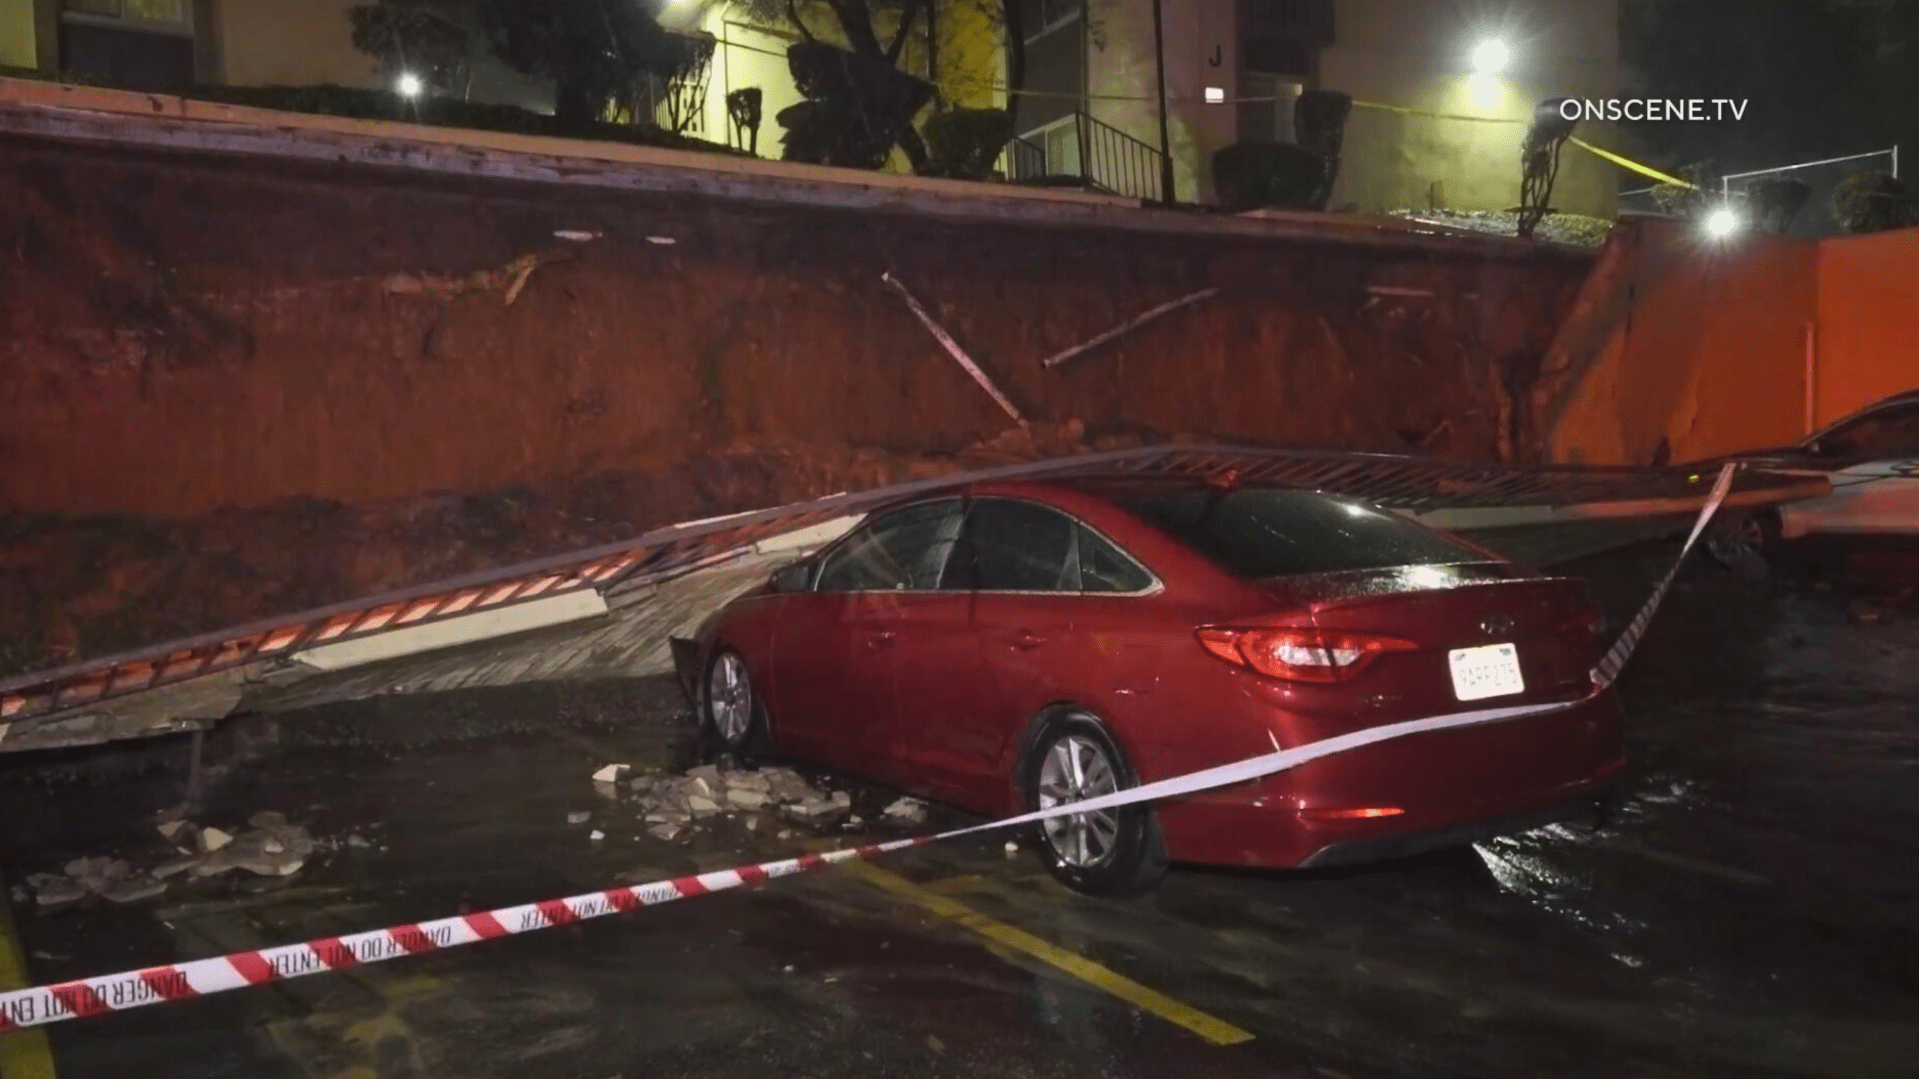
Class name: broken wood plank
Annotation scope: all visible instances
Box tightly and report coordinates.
[1040,288,1221,369]
[881,272,1026,425]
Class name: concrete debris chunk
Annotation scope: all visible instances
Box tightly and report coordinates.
[29,874,86,908]
[567,811,592,825]
[153,855,201,879]
[157,820,189,842]
[248,811,288,830]
[102,875,167,904]
[831,790,853,809]
[726,771,772,793]
[687,795,723,817]
[591,763,631,784]
[784,798,841,822]
[883,797,929,825]
[648,823,685,842]
[686,764,722,786]
[727,788,770,810]
[347,834,374,850]
[590,830,606,842]
[200,827,235,853]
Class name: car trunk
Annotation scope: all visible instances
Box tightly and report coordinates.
[1260,567,1616,811]
[1264,566,1606,720]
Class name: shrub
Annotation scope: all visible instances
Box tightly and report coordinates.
[1211,141,1328,212]
[921,107,1015,180]
[777,42,933,170]
[1833,170,1915,234]
[1293,89,1352,209]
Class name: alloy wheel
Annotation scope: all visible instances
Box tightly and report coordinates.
[1036,729,1122,868]
[707,653,753,745]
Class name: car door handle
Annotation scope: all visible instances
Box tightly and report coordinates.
[866,630,897,650]
[1009,630,1047,651]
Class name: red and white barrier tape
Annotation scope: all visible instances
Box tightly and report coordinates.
[0,466,1737,1032]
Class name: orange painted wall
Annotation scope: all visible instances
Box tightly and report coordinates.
[1549,223,1815,464]
[1814,228,1919,425]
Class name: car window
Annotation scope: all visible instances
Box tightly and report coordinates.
[815,500,964,592]
[1077,525,1154,594]
[1816,404,1919,459]
[954,499,1079,592]
[1116,488,1484,579]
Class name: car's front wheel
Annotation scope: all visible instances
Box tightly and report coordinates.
[1023,711,1167,896]
[703,648,768,756]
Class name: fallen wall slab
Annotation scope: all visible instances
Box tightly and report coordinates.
[0,446,1827,753]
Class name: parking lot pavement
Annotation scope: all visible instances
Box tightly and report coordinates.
[1,542,1916,1079]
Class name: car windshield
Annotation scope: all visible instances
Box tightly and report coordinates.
[1116,488,1487,579]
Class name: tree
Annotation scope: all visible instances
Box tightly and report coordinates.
[732,0,940,170]
[348,0,475,95]
[1620,0,1893,174]
[475,0,693,128]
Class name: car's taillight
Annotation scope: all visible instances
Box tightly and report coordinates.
[1196,627,1418,684]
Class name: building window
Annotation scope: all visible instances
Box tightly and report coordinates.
[1021,0,1082,43]
[59,0,197,89]
[62,0,191,33]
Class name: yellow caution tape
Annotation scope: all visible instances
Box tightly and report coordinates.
[1569,136,1697,189]
[710,37,1701,190]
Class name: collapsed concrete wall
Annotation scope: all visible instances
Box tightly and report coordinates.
[0,132,1591,671]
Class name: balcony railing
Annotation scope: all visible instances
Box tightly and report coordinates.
[997,111,1166,203]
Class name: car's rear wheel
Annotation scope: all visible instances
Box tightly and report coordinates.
[703,649,768,756]
[1023,711,1166,896]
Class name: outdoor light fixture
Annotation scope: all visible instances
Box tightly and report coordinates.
[1205,86,1225,104]
[1704,207,1744,239]
[396,72,424,98]
[1472,38,1511,75]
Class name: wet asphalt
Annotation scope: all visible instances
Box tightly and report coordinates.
[1,540,1916,1079]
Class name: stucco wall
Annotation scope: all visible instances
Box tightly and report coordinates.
[1321,0,1619,216]
[215,0,378,88]
[1548,224,1815,465]
[0,0,37,70]
[1815,228,1919,424]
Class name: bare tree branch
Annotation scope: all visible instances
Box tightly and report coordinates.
[885,0,926,64]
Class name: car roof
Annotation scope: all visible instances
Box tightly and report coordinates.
[959,474,1346,504]
[1811,387,1919,440]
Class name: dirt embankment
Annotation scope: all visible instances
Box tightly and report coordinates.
[0,135,1592,674]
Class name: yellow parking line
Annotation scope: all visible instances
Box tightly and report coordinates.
[849,863,1254,1047]
[0,874,56,1079]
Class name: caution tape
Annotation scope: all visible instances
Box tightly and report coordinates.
[1568,136,1696,190]
[0,466,1737,1032]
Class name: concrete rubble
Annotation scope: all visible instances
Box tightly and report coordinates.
[619,762,857,844]
[883,797,929,827]
[21,811,323,911]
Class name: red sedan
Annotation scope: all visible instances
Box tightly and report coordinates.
[676,476,1624,895]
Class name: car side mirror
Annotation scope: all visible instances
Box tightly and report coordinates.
[772,561,813,593]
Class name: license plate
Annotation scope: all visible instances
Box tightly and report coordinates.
[1449,643,1525,701]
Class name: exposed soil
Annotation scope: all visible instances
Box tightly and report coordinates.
[0,132,1592,674]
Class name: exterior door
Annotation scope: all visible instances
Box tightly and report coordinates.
[900,498,1085,804]
[771,499,965,781]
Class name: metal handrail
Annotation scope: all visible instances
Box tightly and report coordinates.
[998,112,1165,202]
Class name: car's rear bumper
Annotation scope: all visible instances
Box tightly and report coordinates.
[1154,692,1625,869]
[1295,777,1619,868]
